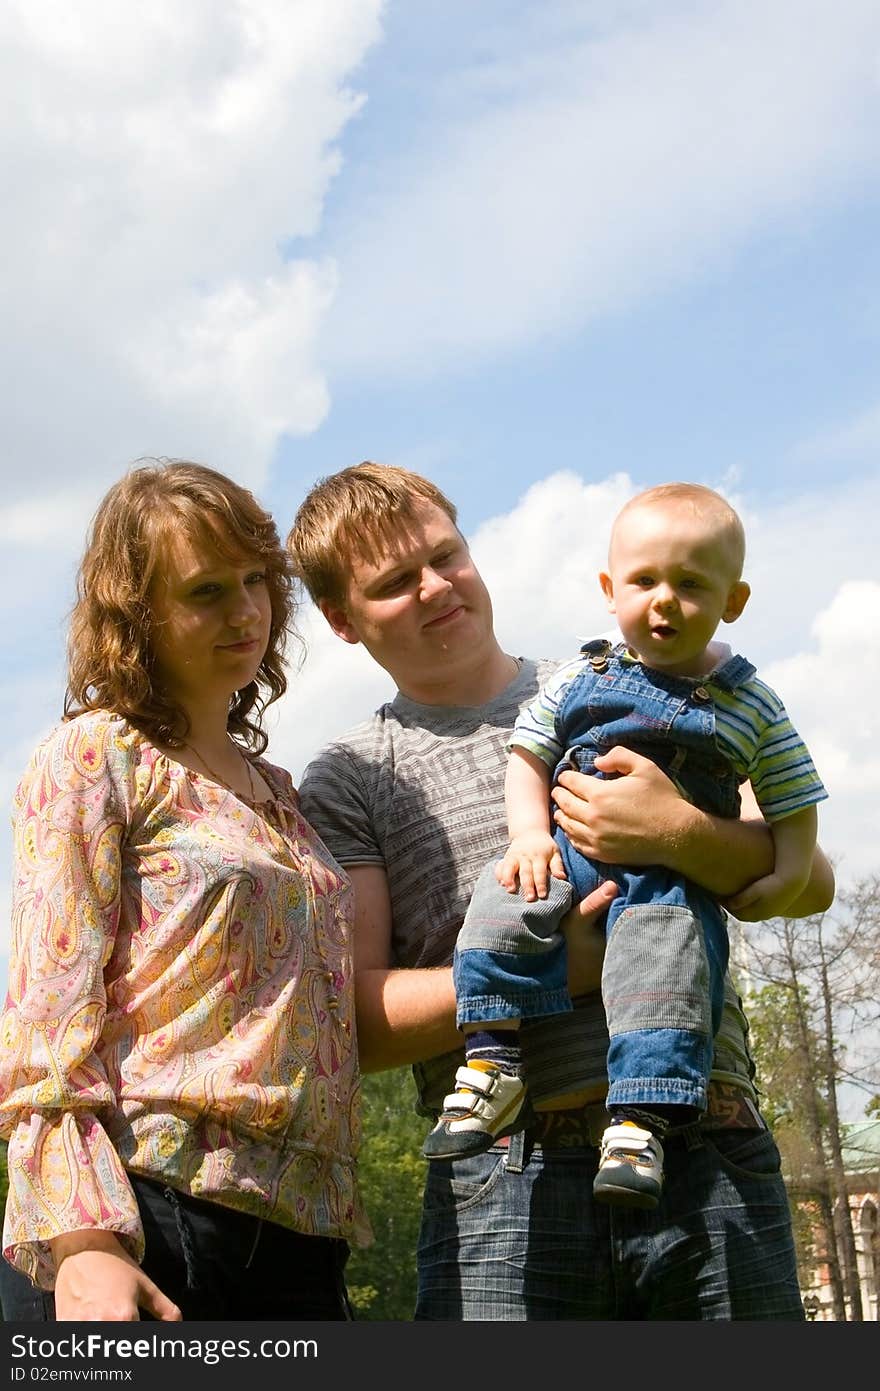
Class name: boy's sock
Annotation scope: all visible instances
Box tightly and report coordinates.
[611,1102,701,1138]
[464,1027,523,1077]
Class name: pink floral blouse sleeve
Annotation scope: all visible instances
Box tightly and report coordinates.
[0,716,144,1285]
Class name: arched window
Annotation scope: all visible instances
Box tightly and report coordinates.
[855,1200,878,1321]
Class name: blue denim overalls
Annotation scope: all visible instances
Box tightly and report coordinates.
[454,640,756,1114]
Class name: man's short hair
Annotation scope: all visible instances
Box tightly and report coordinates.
[288,461,458,604]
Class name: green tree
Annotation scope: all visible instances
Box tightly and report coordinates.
[742,877,880,1321]
[745,978,837,1305]
[346,1067,427,1320]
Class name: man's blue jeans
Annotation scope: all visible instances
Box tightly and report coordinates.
[416,1126,805,1320]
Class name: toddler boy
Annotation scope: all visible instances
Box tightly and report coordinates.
[424,482,828,1209]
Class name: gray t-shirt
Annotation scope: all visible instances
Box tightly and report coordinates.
[299,657,758,1113]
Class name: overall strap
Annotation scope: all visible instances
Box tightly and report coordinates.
[577,637,618,674]
[708,652,757,692]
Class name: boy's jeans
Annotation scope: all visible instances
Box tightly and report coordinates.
[454,859,728,1111]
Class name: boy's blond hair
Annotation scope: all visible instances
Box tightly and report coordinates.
[612,482,746,579]
[288,461,459,604]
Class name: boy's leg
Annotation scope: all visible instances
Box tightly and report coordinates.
[452,859,575,1026]
[423,861,573,1160]
[585,868,730,1209]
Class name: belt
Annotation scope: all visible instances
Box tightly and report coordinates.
[492,1081,767,1151]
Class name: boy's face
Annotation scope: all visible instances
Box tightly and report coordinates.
[599,503,750,677]
[318,499,496,696]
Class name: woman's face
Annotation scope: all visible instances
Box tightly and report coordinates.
[148,525,272,713]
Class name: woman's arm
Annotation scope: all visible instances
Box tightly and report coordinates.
[0,719,151,1300]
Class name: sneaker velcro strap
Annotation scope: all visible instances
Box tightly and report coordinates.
[440,1092,475,1116]
[439,1093,511,1125]
[452,1065,499,1097]
[600,1123,657,1156]
[440,1092,492,1121]
[439,1065,502,1120]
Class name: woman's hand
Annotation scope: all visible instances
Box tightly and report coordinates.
[51,1231,182,1322]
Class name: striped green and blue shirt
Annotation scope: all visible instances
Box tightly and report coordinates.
[511,644,827,822]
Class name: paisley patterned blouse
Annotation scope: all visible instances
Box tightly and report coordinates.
[0,710,370,1289]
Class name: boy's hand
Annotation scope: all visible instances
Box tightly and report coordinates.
[496,831,566,902]
[725,871,804,922]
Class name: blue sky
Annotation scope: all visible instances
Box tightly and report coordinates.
[2,1,879,1112]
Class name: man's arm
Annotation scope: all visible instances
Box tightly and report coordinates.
[350,864,615,1073]
[350,865,461,1073]
[551,746,834,919]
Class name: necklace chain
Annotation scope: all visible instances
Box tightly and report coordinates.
[185,738,257,801]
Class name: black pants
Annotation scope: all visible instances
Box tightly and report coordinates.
[0,1174,353,1321]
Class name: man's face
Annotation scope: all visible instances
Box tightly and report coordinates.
[321,500,496,696]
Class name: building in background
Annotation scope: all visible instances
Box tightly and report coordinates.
[801,1119,880,1321]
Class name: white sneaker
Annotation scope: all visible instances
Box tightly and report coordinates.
[422,1061,530,1160]
[593,1120,664,1209]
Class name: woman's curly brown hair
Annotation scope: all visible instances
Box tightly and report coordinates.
[64,458,297,752]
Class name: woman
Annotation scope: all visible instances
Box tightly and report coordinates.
[0,459,369,1321]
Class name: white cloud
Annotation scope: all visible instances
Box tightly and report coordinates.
[471,470,631,657]
[325,0,880,376]
[796,402,880,463]
[1,0,384,495]
[268,604,397,785]
[0,489,99,546]
[126,259,339,458]
[759,580,880,885]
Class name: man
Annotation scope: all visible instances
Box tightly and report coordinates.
[289,462,834,1320]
